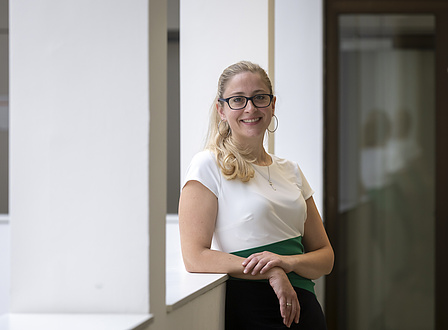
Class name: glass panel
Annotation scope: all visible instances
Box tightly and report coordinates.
[338,15,435,330]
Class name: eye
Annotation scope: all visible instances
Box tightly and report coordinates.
[231,97,245,104]
[254,94,268,101]
[230,96,246,107]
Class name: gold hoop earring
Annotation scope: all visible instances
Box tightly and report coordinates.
[267,115,279,133]
[218,119,231,138]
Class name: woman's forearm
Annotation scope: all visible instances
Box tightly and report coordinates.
[242,246,334,280]
[283,246,334,280]
[183,247,286,281]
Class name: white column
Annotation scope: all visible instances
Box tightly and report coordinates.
[274,0,323,214]
[274,0,325,304]
[180,0,273,183]
[9,0,151,314]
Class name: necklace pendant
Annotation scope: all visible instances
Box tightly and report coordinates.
[267,166,276,191]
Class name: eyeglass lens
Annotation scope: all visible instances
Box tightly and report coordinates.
[229,94,271,110]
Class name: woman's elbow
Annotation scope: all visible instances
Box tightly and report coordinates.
[181,251,208,273]
[182,254,198,273]
[324,248,335,275]
[314,247,334,278]
[183,260,201,273]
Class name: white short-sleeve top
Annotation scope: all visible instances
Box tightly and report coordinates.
[184,150,314,252]
[183,150,315,292]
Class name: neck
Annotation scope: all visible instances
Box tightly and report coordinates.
[232,136,271,165]
[251,147,272,166]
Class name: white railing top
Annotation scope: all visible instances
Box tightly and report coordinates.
[0,214,8,224]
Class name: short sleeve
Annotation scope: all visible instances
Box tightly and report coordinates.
[183,150,221,198]
[296,164,314,200]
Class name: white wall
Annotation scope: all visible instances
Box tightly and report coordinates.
[9,0,150,313]
[274,0,323,214]
[180,0,272,184]
[0,216,9,314]
[275,0,325,305]
[165,284,226,330]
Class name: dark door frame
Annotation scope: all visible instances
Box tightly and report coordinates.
[324,1,448,329]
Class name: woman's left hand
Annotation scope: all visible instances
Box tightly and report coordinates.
[242,251,293,275]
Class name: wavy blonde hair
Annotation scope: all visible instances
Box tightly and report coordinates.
[205,61,273,182]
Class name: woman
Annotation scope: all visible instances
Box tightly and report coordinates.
[178,61,334,329]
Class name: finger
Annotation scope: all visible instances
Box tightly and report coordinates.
[279,297,287,319]
[259,260,278,274]
[242,257,260,274]
[285,302,295,328]
[241,254,257,266]
[281,306,290,327]
[279,298,291,327]
[294,300,301,324]
[244,255,272,275]
[251,259,269,275]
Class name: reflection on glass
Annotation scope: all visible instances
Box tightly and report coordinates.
[338,15,435,330]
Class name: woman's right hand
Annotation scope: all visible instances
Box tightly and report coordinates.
[267,267,300,328]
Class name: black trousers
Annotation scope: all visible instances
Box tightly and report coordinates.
[225,280,328,330]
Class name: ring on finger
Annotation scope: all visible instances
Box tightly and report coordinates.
[286,302,292,307]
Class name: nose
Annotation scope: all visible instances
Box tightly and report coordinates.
[245,98,257,111]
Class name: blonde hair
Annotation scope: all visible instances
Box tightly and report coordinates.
[205,61,273,182]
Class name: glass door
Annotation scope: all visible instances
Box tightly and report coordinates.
[337,15,435,330]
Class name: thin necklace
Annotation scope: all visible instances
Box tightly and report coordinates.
[267,166,276,191]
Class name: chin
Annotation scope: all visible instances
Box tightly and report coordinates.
[235,132,265,143]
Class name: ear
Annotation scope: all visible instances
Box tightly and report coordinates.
[216,102,226,121]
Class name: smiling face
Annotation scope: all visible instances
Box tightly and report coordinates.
[217,71,276,147]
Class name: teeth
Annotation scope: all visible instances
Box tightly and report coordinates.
[242,118,260,123]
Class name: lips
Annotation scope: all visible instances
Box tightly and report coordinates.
[241,117,261,123]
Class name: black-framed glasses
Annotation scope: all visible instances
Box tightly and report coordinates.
[218,94,274,110]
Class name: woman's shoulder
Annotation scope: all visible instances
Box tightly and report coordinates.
[187,150,221,179]
[185,150,221,197]
[271,154,314,196]
[271,154,300,170]
[190,149,218,168]
[271,154,306,180]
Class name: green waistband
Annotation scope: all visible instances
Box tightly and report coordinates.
[230,236,315,294]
